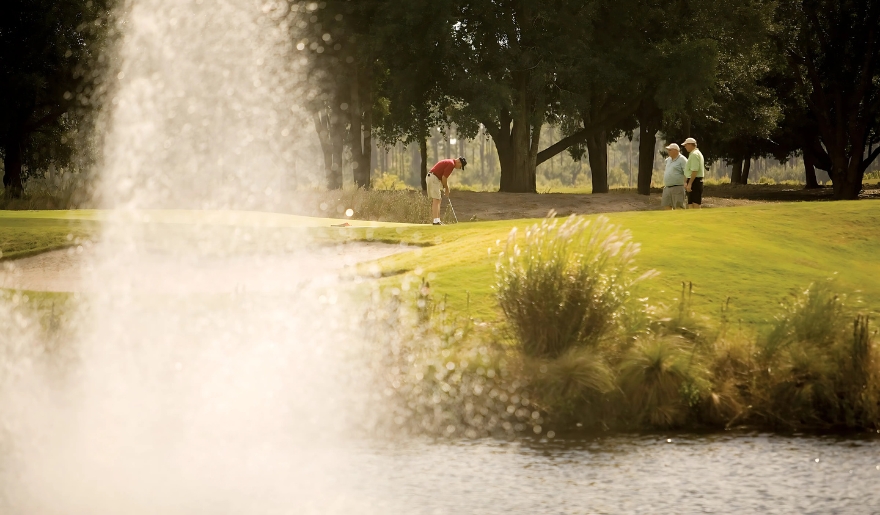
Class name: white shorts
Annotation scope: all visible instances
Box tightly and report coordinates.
[427,173,442,200]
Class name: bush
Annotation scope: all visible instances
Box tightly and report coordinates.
[495,215,654,359]
[618,337,705,428]
[525,347,616,427]
[754,281,880,429]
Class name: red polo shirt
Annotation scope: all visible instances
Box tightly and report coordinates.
[430,159,456,179]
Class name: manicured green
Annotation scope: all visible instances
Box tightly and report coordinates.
[0,211,99,260]
[0,209,413,259]
[363,201,880,325]
[2,203,878,328]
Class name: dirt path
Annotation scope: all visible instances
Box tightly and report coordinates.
[0,243,409,294]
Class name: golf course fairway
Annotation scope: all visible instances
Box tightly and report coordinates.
[366,201,880,326]
[1,201,878,326]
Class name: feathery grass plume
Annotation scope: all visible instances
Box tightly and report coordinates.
[495,215,655,359]
[618,337,707,428]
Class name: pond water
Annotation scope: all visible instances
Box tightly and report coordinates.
[344,433,880,514]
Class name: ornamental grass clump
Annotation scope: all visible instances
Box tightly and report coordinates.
[495,215,653,359]
[754,280,880,429]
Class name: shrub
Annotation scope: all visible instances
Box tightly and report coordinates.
[754,280,879,429]
[618,337,706,428]
[525,347,615,426]
[495,215,654,359]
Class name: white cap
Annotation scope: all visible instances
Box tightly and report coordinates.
[665,143,680,151]
[681,137,697,146]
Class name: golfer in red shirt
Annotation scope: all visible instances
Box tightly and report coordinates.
[427,156,466,225]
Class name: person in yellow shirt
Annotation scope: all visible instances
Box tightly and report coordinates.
[682,137,704,209]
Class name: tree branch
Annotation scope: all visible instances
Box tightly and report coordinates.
[23,105,69,133]
[860,144,880,173]
[536,95,642,166]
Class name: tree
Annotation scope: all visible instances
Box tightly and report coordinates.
[293,0,382,189]
[651,1,778,189]
[545,0,717,195]
[775,0,880,199]
[0,0,115,197]
[445,0,569,192]
[371,0,456,192]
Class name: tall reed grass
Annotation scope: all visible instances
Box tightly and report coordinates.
[495,215,654,359]
[308,189,454,224]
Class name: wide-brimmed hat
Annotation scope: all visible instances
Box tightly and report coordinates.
[459,156,467,170]
[681,137,697,146]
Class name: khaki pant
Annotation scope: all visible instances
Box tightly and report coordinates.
[427,173,442,200]
[661,185,687,209]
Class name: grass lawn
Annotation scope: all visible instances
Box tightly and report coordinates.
[2,203,878,327]
[362,201,880,326]
[0,209,413,260]
[0,210,100,260]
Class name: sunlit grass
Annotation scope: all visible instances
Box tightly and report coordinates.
[2,202,879,327]
[0,209,414,259]
[365,201,880,326]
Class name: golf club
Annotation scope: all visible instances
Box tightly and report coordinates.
[446,193,459,223]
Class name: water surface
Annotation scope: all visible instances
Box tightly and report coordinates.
[348,433,880,514]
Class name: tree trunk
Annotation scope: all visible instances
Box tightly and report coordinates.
[637,100,662,195]
[637,125,657,195]
[730,157,743,184]
[328,110,345,189]
[419,137,428,192]
[3,123,25,198]
[349,66,372,189]
[804,151,821,189]
[740,154,752,184]
[495,71,540,193]
[830,156,864,199]
[311,110,337,190]
[411,142,421,188]
[586,131,608,194]
[479,131,486,189]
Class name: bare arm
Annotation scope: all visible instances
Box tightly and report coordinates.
[441,175,450,195]
[686,171,697,191]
